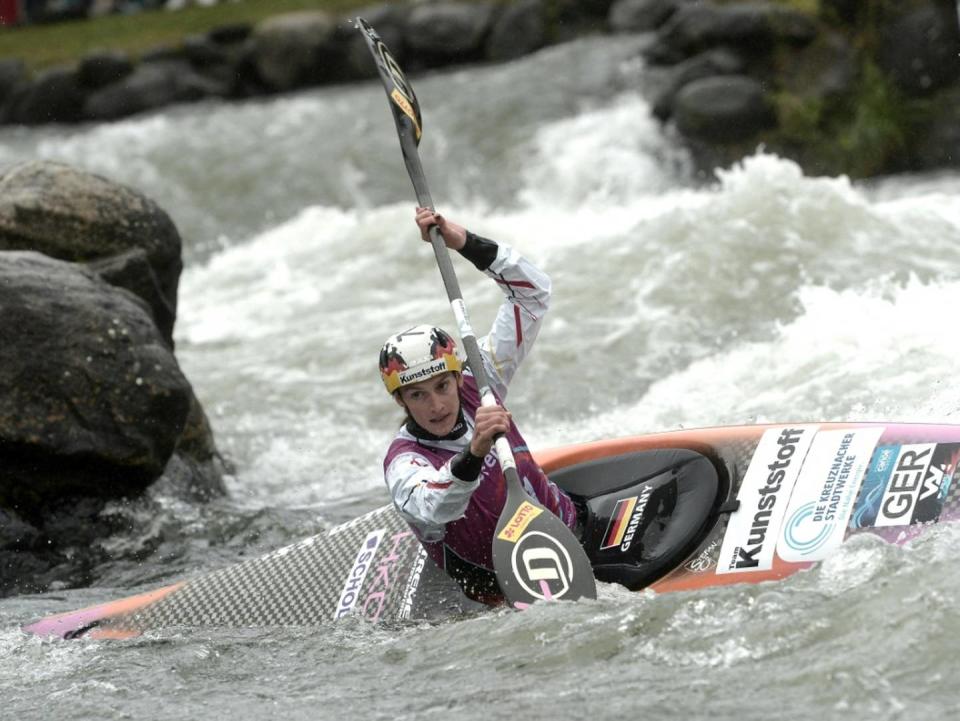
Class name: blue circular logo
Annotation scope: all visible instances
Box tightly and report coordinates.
[783,502,833,556]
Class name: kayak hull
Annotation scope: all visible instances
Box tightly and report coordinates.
[22,422,960,638]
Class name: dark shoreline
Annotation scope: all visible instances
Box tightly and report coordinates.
[1,0,959,180]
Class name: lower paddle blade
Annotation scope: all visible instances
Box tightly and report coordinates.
[492,480,597,607]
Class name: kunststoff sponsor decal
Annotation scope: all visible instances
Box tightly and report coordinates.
[777,428,883,562]
[717,426,818,574]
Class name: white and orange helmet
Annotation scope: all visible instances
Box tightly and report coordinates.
[379,324,463,394]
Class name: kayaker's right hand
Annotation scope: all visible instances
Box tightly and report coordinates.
[470,404,511,458]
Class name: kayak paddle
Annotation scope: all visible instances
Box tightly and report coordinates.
[357,17,597,607]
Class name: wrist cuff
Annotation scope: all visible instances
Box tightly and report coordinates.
[458,231,499,271]
[450,448,485,482]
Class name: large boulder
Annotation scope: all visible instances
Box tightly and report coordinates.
[673,74,777,142]
[405,2,497,64]
[486,0,548,62]
[0,161,182,345]
[0,252,193,510]
[0,251,204,597]
[247,10,340,92]
[83,59,227,121]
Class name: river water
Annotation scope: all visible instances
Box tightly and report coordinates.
[3,34,960,720]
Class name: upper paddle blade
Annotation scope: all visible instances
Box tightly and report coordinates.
[492,473,597,607]
[356,17,423,145]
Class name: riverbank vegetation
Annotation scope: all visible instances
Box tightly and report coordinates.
[0,0,383,70]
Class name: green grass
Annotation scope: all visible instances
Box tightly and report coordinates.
[0,0,377,72]
[715,0,819,11]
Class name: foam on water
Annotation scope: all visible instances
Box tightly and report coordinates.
[546,277,960,445]
[170,133,960,503]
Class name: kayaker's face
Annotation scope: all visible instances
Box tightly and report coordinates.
[396,372,461,435]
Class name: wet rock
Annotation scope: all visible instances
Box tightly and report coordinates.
[247,10,339,92]
[608,0,683,33]
[0,161,182,345]
[0,59,27,105]
[182,33,232,69]
[0,161,226,596]
[0,497,118,597]
[876,4,960,96]
[651,46,745,120]
[1,66,86,125]
[580,0,617,15]
[0,509,41,551]
[908,86,960,168]
[182,32,252,96]
[77,51,134,89]
[405,1,497,64]
[207,22,253,45]
[83,59,227,122]
[673,74,776,143]
[652,2,817,61]
[0,252,193,511]
[487,0,547,62]
[819,0,859,23]
[168,395,227,501]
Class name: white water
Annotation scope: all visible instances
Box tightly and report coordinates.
[3,34,960,720]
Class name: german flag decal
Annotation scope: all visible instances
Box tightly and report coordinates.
[601,497,638,550]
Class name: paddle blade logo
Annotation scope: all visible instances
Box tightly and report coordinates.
[511,531,573,600]
[377,42,422,142]
[497,501,542,542]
